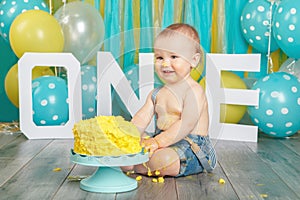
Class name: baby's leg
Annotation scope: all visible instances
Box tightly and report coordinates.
[120,165,134,172]
[134,147,180,176]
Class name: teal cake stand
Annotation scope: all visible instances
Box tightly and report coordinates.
[70,149,149,193]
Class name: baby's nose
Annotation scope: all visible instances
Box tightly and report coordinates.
[162,60,170,67]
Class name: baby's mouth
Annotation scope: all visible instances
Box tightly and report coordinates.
[162,69,174,74]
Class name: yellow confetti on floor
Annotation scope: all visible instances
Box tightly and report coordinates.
[260,194,268,198]
[158,177,164,183]
[52,168,61,172]
[135,176,142,181]
[151,177,164,183]
[218,178,225,184]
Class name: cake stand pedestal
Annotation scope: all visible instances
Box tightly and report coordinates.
[70,149,149,193]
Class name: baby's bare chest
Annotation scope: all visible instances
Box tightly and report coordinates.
[155,92,183,116]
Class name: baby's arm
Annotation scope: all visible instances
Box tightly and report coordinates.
[155,86,207,147]
[131,91,155,134]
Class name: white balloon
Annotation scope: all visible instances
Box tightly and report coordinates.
[279,58,300,80]
[54,2,105,64]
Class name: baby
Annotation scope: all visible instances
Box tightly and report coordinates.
[124,23,216,177]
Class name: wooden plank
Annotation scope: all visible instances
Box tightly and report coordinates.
[0,134,50,158]
[176,163,238,200]
[53,164,115,200]
[0,139,74,199]
[56,165,177,200]
[1,134,299,199]
[117,175,177,200]
[0,132,22,148]
[247,135,300,199]
[216,140,299,200]
[278,133,300,156]
[0,134,51,186]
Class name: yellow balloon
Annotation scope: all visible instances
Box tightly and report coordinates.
[4,64,54,108]
[9,10,64,58]
[220,71,247,124]
[191,66,202,81]
[199,77,206,89]
[32,66,55,80]
[190,59,204,81]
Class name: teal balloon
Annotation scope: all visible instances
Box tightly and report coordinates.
[81,65,97,119]
[0,0,49,42]
[54,1,105,64]
[32,76,69,126]
[248,72,300,137]
[273,0,300,59]
[240,0,279,53]
[0,35,18,122]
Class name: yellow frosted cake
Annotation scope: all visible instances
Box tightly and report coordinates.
[73,116,142,156]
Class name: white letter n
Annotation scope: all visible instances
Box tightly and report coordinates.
[97,52,154,118]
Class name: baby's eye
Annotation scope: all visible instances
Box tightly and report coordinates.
[156,56,163,60]
[171,55,178,59]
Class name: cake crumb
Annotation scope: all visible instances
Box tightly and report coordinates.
[152,178,158,183]
[218,178,225,184]
[143,162,152,176]
[135,176,142,181]
[52,168,62,172]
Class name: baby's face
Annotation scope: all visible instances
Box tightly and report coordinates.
[154,35,199,84]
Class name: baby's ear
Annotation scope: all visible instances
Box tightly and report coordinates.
[191,53,201,68]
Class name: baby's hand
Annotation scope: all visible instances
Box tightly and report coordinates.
[142,138,159,156]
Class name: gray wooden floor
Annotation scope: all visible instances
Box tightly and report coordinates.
[0,131,299,200]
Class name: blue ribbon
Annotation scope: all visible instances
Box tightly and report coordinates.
[140,0,153,53]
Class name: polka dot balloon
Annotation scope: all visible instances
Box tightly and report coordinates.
[273,0,300,59]
[248,72,300,137]
[0,0,49,42]
[240,0,279,53]
[32,76,69,126]
[81,65,97,119]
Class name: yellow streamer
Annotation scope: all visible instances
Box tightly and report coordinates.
[100,0,105,18]
[210,0,218,53]
[211,0,225,53]
[133,0,140,64]
[153,0,162,28]
[174,0,183,23]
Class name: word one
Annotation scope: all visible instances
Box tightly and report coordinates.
[18,52,260,141]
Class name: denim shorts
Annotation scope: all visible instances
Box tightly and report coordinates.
[148,131,217,177]
[171,134,216,177]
